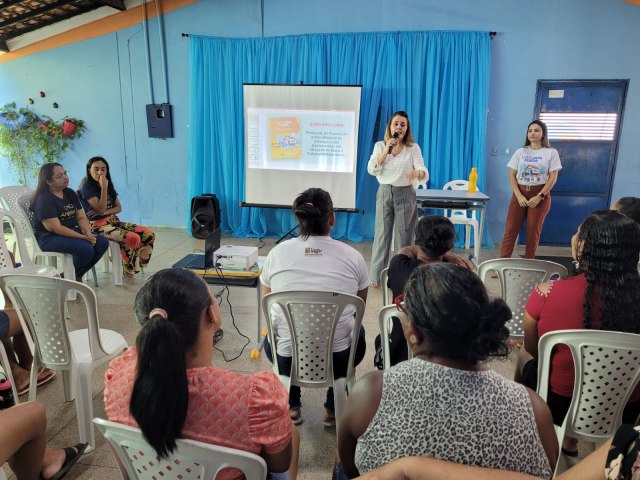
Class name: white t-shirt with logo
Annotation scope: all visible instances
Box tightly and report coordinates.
[260,235,370,357]
[507,146,562,186]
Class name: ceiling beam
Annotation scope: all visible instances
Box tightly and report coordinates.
[0,0,26,11]
[1,5,96,41]
[0,1,77,30]
[93,0,126,10]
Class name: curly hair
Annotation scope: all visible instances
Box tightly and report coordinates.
[575,210,640,331]
[414,215,455,258]
[615,197,640,225]
[404,263,511,364]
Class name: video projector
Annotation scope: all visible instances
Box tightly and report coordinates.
[213,245,259,271]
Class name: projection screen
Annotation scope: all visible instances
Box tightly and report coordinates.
[243,84,362,210]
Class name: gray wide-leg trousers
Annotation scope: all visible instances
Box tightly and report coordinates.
[369,184,417,284]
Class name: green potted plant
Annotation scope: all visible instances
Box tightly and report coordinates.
[0,103,86,185]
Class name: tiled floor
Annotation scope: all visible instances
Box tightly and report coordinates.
[2,229,584,479]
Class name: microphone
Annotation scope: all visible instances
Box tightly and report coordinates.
[388,132,399,154]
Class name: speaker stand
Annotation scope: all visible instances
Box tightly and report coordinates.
[276,225,299,245]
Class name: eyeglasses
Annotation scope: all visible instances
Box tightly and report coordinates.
[394,294,407,314]
[52,171,68,179]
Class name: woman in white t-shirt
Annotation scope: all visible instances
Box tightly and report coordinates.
[499,120,562,259]
[261,188,370,427]
[367,111,429,286]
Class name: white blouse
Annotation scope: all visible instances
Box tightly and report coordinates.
[367,141,428,187]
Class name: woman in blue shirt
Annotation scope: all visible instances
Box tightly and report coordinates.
[30,163,109,280]
[78,156,155,278]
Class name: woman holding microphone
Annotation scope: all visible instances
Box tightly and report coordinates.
[367,111,428,287]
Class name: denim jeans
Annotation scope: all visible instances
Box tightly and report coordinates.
[37,232,109,279]
[264,326,366,411]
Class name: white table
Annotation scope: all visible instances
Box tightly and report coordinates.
[415,189,490,261]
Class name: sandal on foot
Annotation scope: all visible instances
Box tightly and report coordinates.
[48,442,88,480]
[323,408,336,427]
[17,368,57,396]
[289,408,304,425]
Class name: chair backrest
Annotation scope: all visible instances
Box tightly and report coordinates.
[443,179,476,220]
[0,208,36,269]
[0,187,34,241]
[0,186,31,213]
[93,418,268,480]
[378,304,413,370]
[537,329,640,448]
[0,274,109,369]
[262,291,365,389]
[380,267,392,306]
[477,258,567,339]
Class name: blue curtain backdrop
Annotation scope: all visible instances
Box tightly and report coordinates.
[188,31,492,246]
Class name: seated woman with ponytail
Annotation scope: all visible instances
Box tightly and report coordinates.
[104,268,299,480]
[338,263,557,480]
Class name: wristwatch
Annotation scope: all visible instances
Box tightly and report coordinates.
[539,192,547,200]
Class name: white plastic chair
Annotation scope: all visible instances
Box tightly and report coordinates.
[0,208,60,277]
[103,241,123,285]
[262,291,365,429]
[477,258,567,340]
[378,304,413,370]
[0,274,128,451]
[380,267,392,306]
[1,208,60,405]
[94,418,268,480]
[536,329,640,476]
[0,186,38,258]
[442,180,480,261]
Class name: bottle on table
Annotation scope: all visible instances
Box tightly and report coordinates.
[468,167,478,193]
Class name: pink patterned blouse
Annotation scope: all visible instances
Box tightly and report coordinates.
[104,348,292,479]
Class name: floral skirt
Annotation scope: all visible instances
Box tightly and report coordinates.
[91,215,155,276]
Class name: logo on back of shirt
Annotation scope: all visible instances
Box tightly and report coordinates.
[304,247,322,255]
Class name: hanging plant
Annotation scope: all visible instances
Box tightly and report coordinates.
[0,103,86,185]
[61,117,84,138]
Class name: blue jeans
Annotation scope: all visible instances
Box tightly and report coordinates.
[264,326,366,411]
[37,232,109,279]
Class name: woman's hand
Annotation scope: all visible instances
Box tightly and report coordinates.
[385,137,398,152]
[98,173,109,191]
[527,195,542,208]
[407,170,425,182]
[442,252,476,272]
[82,233,97,245]
[516,194,528,207]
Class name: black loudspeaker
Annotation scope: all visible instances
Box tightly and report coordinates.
[190,194,221,239]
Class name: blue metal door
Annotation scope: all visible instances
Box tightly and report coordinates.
[525,80,628,246]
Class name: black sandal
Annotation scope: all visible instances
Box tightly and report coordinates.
[48,442,88,480]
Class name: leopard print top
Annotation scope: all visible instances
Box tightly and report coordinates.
[355,359,552,479]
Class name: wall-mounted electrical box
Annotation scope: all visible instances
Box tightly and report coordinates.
[146,103,173,138]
